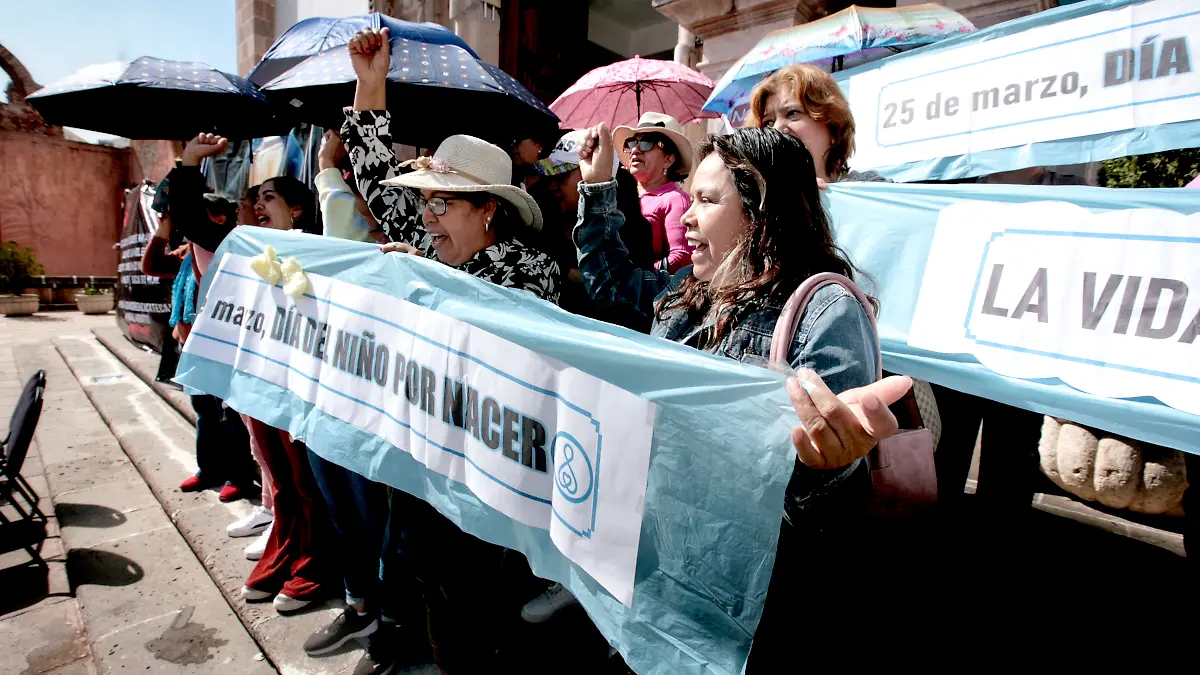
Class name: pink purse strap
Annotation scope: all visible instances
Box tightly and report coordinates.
[769,272,882,380]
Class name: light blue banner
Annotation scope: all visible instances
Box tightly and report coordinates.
[827,180,1200,453]
[175,228,797,675]
[833,0,1200,182]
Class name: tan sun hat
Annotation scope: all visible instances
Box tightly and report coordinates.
[380,134,543,230]
[612,112,694,177]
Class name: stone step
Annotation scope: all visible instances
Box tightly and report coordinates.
[82,329,438,675]
[16,335,272,675]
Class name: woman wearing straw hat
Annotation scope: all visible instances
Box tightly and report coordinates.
[340,26,559,304]
[375,134,560,301]
[613,112,696,274]
[314,26,562,675]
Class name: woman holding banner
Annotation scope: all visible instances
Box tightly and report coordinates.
[575,123,898,667]
[318,26,563,674]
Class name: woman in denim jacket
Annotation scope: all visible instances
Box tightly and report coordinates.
[576,125,883,667]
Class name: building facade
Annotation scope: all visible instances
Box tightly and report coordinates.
[236,0,1069,105]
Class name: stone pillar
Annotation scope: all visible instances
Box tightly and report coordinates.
[450,0,501,65]
[236,0,277,76]
[674,25,698,69]
[375,0,498,65]
[374,0,448,24]
[654,0,826,83]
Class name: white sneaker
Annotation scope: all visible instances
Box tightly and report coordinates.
[274,593,311,613]
[227,505,273,538]
[241,585,272,602]
[244,524,271,561]
[520,582,579,624]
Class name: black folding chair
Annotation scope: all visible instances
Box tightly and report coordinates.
[0,369,48,565]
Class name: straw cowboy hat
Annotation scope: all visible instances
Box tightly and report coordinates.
[381,134,543,230]
[612,112,694,177]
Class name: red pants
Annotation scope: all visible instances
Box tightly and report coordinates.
[243,418,334,600]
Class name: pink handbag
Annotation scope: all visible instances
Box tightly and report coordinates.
[769,273,938,516]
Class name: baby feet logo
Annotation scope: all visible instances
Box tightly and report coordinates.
[552,431,595,507]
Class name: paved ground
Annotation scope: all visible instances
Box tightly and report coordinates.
[74,327,431,675]
[1,312,270,675]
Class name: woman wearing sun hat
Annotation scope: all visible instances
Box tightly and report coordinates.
[374,134,561,301]
[613,111,695,274]
[314,26,563,674]
[340,27,559,305]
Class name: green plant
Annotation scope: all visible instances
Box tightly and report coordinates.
[1100,148,1200,188]
[0,241,45,295]
[81,284,105,296]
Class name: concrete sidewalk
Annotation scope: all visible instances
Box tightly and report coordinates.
[83,326,438,675]
[1,313,270,675]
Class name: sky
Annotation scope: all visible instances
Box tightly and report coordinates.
[2,0,237,142]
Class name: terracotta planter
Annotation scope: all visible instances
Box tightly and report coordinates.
[75,293,115,315]
[0,294,40,316]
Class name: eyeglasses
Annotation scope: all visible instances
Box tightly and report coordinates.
[622,138,664,153]
[417,196,466,216]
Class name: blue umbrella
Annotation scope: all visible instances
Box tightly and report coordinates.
[248,13,477,86]
[27,56,287,140]
[704,4,975,119]
[262,39,559,149]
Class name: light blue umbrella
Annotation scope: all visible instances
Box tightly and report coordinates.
[704,4,975,120]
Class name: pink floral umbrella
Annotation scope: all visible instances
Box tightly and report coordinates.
[550,56,719,130]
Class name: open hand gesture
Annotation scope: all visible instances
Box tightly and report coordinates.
[788,370,912,469]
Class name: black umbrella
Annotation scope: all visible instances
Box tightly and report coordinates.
[247,12,477,86]
[262,38,559,149]
[27,57,290,141]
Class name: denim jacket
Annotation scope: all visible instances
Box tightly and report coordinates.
[575,180,879,519]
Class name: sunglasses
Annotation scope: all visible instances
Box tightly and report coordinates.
[417,196,466,217]
[622,138,665,153]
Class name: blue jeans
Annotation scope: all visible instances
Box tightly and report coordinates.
[306,450,389,609]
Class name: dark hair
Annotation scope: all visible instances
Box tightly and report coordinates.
[641,132,687,182]
[201,193,238,225]
[655,127,874,350]
[262,176,318,234]
[458,191,524,242]
[244,184,260,204]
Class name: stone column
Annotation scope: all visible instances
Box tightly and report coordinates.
[449,0,501,65]
[654,0,826,83]
[236,0,277,77]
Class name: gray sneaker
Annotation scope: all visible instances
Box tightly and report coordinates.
[353,621,405,675]
[520,582,579,624]
[303,606,378,656]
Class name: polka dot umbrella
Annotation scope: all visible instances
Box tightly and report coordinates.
[550,56,719,130]
[247,12,476,86]
[262,39,560,149]
[26,56,290,141]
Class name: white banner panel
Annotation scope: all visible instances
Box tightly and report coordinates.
[185,254,656,605]
[848,0,1200,170]
[908,201,1200,415]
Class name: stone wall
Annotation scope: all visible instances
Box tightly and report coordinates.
[0,132,129,276]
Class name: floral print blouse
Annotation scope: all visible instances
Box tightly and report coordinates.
[341,108,561,305]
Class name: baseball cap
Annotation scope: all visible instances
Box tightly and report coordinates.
[533,130,618,179]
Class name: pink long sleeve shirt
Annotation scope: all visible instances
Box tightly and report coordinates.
[640,182,694,274]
